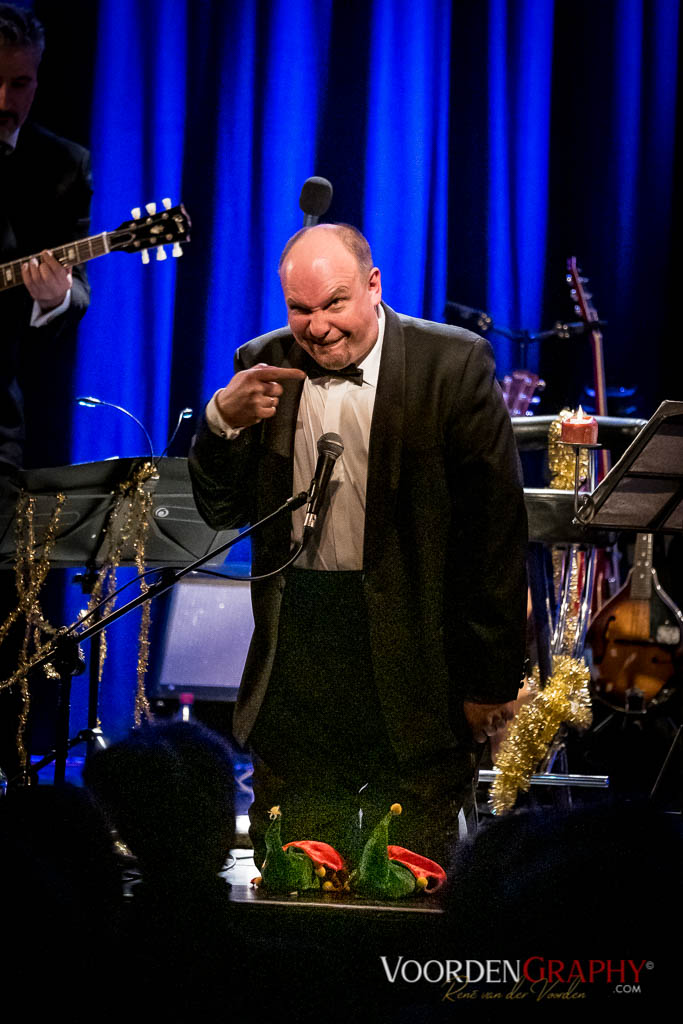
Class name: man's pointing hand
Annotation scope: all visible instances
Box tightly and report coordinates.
[215,363,306,428]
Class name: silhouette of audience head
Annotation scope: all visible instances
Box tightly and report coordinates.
[0,780,122,920]
[0,782,124,1006]
[447,799,681,951]
[83,720,235,883]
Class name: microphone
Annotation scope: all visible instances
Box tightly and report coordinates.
[304,432,344,534]
[299,176,333,226]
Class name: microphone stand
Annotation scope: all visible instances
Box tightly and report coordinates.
[13,489,309,786]
[443,300,607,363]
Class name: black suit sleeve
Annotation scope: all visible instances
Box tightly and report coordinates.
[33,143,92,338]
[445,338,528,704]
[188,350,260,531]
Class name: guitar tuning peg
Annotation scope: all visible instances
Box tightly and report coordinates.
[565,274,572,284]
[145,202,157,215]
[131,207,141,220]
[574,304,581,314]
[162,198,172,210]
[156,246,167,261]
[141,250,150,264]
[172,242,183,257]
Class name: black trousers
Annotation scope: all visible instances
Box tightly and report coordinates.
[248,569,479,872]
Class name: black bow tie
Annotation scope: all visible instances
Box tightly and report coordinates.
[305,359,364,386]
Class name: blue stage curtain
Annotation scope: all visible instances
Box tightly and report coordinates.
[363,0,451,321]
[42,0,678,741]
[70,0,187,463]
[486,0,554,374]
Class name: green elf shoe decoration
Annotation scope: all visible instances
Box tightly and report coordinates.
[251,806,347,894]
[350,804,447,898]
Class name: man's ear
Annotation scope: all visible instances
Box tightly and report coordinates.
[368,267,382,306]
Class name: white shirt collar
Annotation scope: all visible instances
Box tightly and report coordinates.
[2,127,20,151]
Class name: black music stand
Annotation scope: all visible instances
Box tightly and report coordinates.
[0,456,236,567]
[574,399,683,802]
[1,458,237,783]
[576,400,683,534]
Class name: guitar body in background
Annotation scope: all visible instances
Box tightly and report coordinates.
[588,533,683,710]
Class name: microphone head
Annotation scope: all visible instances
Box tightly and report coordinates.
[317,432,344,460]
[299,176,333,218]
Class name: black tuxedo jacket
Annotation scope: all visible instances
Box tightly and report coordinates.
[189,304,528,761]
[0,122,92,468]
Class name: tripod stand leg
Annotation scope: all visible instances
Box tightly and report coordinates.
[649,721,682,801]
[54,671,72,785]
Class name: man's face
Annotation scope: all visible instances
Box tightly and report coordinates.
[0,46,39,143]
[280,230,382,370]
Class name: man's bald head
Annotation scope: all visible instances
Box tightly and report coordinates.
[278,223,374,279]
[278,223,382,371]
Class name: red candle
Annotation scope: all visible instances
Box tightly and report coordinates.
[561,407,598,444]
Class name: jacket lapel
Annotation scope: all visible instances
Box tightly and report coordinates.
[364,304,405,572]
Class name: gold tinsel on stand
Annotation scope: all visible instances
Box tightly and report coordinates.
[77,461,157,727]
[490,655,593,815]
[0,493,65,769]
[489,410,594,814]
[548,409,588,644]
[0,462,158,764]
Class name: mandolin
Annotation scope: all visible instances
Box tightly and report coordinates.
[587,532,682,710]
[0,200,191,291]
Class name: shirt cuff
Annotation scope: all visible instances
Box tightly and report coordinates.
[30,289,72,327]
[206,390,243,439]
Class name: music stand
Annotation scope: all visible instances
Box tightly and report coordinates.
[0,456,236,567]
[576,400,683,534]
[574,400,683,803]
[1,457,238,783]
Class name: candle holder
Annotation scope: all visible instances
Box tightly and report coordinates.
[558,441,602,522]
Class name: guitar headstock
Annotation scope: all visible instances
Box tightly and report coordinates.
[501,369,545,417]
[109,199,191,260]
[566,256,599,326]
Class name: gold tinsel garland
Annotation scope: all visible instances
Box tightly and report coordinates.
[77,461,157,726]
[489,409,594,814]
[0,462,157,765]
[490,655,592,815]
[548,409,588,651]
[0,492,66,768]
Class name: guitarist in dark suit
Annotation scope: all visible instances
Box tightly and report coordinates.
[0,4,91,781]
[0,3,92,471]
[189,224,528,870]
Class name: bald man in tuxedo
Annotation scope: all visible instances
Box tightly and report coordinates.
[190,224,527,870]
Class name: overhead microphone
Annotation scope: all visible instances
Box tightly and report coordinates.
[299,176,333,226]
[304,432,344,534]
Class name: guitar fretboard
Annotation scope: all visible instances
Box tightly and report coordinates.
[631,533,654,601]
[0,232,109,293]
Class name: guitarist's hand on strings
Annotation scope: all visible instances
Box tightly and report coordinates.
[21,250,72,312]
[215,363,306,429]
